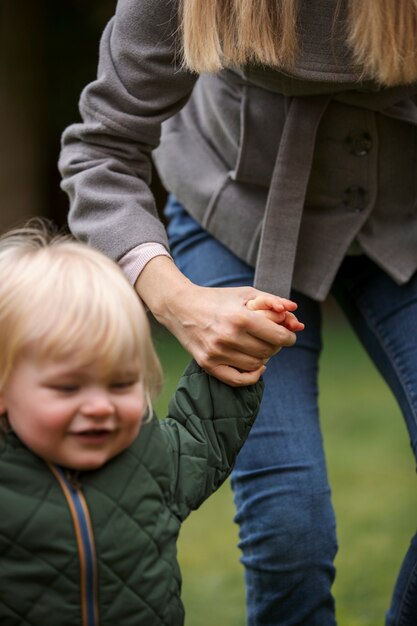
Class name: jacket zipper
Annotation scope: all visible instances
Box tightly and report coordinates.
[49,464,99,626]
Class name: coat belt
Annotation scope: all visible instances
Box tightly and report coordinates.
[254,94,332,297]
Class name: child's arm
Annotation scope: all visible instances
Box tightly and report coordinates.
[160,360,263,521]
[159,299,302,519]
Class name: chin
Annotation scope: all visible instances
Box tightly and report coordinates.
[72,455,112,471]
[53,452,112,472]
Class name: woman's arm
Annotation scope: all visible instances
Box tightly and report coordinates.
[59,0,302,385]
[59,0,197,261]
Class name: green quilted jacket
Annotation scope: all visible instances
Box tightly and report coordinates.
[0,361,263,626]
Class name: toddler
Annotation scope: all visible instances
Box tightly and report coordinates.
[0,224,302,626]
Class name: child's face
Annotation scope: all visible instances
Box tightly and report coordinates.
[0,351,146,470]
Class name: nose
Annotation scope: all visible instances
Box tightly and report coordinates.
[80,389,114,418]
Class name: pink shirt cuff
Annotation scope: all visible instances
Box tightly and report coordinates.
[119,243,172,286]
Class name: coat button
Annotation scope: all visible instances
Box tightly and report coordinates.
[345,130,372,156]
[343,186,368,212]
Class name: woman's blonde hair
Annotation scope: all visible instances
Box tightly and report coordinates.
[0,221,163,409]
[180,0,417,86]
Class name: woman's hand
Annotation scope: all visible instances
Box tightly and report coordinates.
[135,256,304,386]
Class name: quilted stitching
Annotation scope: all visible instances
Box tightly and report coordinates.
[84,445,181,623]
[0,460,82,624]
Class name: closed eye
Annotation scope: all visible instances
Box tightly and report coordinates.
[48,385,79,393]
[110,381,138,390]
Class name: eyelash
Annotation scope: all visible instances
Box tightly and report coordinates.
[110,381,137,390]
[48,380,139,393]
[51,385,79,393]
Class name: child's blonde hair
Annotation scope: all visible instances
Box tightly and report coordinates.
[0,221,163,411]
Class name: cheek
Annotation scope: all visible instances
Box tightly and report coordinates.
[122,397,147,430]
[7,408,61,459]
[9,402,69,440]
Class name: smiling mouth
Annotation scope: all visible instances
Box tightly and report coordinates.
[70,430,114,443]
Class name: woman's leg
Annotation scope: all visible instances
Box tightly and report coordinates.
[166,196,338,626]
[332,255,417,626]
[232,303,338,626]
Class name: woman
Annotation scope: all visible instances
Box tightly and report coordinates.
[59,1,417,624]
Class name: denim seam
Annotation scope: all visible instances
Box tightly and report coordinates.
[356,297,417,435]
[391,558,417,626]
[354,296,417,625]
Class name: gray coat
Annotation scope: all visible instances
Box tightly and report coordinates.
[59,0,417,300]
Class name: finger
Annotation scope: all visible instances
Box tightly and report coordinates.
[245,313,299,348]
[210,364,267,387]
[246,296,285,312]
[282,311,305,332]
[246,294,298,313]
[262,310,304,331]
[251,309,288,324]
[278,329,298,347]
[198,343,277,373]
[263,312,304,331]
[276,297,299,311]
[207,330,283,362]
[247,307,304,331]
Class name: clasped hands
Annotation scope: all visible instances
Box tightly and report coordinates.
[136,257,304,387]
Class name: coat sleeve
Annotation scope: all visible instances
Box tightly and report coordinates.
[160,360,264,521]
[58,0,197,260]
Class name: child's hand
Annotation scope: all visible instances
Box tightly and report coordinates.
[246,295,305,332]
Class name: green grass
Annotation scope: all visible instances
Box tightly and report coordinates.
[151,306,417,626]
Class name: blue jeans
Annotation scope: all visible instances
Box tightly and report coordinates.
[165,195,417,626]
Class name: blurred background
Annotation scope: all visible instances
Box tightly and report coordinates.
[1,3,416,625]
[0,0,165,233]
